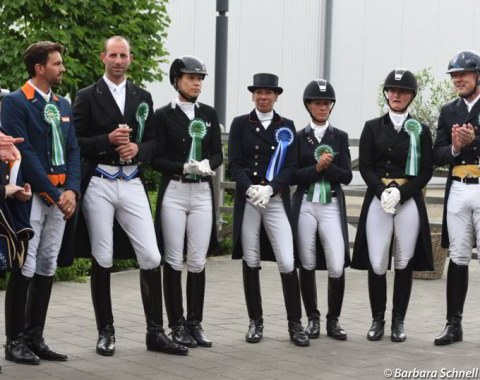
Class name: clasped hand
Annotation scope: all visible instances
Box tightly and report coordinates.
[380,187,400,214]
[246,185,273,208]
[183,159,215,176]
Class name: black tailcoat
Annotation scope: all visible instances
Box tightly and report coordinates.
[66,78,156,263]
[351,113,433,270]
[433,97,480,247]
[228,110,297,261]
[291,124,352,269]
[151,101,223,255]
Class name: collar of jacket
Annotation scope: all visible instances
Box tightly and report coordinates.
[21,81,59,102]
[248,109,283,125]
[304,123,333,134]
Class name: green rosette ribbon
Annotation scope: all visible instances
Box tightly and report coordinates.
[135,102,149,143]
[307,144,334,204]
[403,119,422,176]
[43,103,65,166]
[186,118,207,179]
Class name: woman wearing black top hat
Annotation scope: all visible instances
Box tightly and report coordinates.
[352,69,433,342]
[228,73,309,347]
[291,79,352,340]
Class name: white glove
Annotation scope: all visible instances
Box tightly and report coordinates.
[197,159,216,176]
[246,185,260,199]
[183,160,202,175]
[251,185,273,208]
[381,187,400,214]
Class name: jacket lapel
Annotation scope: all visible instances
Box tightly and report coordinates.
[93,78,124,123]
[464,98,480,125]
[124,82,138,124]
[248,110,275,145]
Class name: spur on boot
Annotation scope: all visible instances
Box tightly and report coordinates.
[4,338,40,365]
[245,320,263,343]
[367,319,385,341]
[187,323,212,347]
[146,331,188,355]
[171,326,197,348]
[96,326,115,356]
[326,319,347,340]
[305,317,320,339]
[289,322,310,347]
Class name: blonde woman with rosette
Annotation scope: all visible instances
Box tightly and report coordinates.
[352,69,433,343]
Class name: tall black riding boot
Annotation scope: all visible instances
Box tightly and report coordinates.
[280,269,310,347]
[326,274,347,340]
[367,267,387,341]
[434,261,468,345]
[91,259,115,356]
[299,267,320,339]
[186,269,212,347]
[4,270,39,365]
[163,262,196,347]
[140,266,188,355]
[243,261,264,343]
[391,262,413,342]
[25,274,68,360]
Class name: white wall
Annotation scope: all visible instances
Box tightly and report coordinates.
[330,0,480,138]
[146,0,324,131]
[147,0,480,139]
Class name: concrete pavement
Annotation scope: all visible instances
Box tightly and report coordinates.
[1,256,480,380]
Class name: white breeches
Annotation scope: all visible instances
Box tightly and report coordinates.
[82,177,161,269]
[296,197,345,278]
[366,197,419,275]
[161,180,212,273]
[241,195,295,273]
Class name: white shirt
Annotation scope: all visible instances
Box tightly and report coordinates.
[28,80,51,102]
[103,75,126,115]
[463,92,480,112]
[255,110,273,129]
[388,110,408,132]
[175,97,196,120]
[311,120,329,142]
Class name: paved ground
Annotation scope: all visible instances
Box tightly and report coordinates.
[1,255,480,380]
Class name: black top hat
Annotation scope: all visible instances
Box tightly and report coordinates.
[247,73,283,94]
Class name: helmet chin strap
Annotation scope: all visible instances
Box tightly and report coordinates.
[457,73,480,99]
[308,102,335,124]
[384,92,414,113]
[177,88,198,103]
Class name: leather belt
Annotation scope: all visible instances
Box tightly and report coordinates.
[250,177,269,186]
[92,171,139,181]
[304,190,337,198]
[171,174,208,183]
[382,178,408,187]
[452,176,480,184]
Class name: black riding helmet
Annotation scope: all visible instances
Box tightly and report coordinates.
[303,79,336,121]
[169,55,207,102]
[383,69,417,112]
[447,50,480,74]
[447,50,480,97]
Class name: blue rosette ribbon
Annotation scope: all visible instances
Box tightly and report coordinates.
[266,126,294,181]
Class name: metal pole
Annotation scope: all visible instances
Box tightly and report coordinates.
[214,0,229,237]
[214,0,229,127]
[319,0,333,80]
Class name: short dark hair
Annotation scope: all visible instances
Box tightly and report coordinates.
[23,41,64,78]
